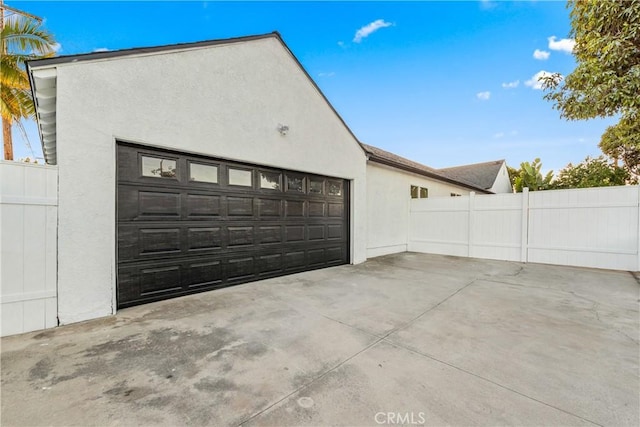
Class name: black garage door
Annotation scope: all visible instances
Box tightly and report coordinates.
[116,143,350,308]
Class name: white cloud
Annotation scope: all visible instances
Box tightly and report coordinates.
[337,41,345,47]
[493,132,505,139]
[52,42,62,53]
[480,0,497,10]
[318,72,336,78]
[501,80,519,89]
[93,47,109,52]
[525,70,561,90]
[548,36,575,53]
[533,49,550,60]
[353,19,392,43]
[476,91,491,101]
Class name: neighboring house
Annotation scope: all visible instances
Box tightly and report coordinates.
[361,143,490,258]
[438,160,513,194]
[20,32,496,331]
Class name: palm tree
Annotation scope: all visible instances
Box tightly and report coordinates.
[1,6,56,160]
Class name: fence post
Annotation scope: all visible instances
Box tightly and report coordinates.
[521,187,529,263]
[468,192,475,257]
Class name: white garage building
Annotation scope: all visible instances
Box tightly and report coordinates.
[22,32,490,330]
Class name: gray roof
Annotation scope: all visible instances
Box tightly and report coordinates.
[360,143,491,194]
[438,160,506,191]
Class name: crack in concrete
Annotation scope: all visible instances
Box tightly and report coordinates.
[481,278,639,314]
[237,278,478,426]
[491,265,524,278]
[379,340,604,427]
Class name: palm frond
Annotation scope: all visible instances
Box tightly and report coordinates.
[1,15,57,56]
[0,57,31,88]
[1,84,34,121]
[0,12,56,125]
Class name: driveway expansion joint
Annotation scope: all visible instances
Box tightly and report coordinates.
[380,339,604,427]
[238,278,478,426]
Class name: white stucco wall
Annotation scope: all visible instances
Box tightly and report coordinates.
[47,37,367,324]
[489,162,514,194]
[366,162,472,258]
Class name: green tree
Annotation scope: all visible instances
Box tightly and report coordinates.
[552,156,630,189]
[599,116,639,181]
[542,0,639,120]
[506,165,519,191]
[1,10,56,160]
[542,0,639,180]
[513,158,554,192]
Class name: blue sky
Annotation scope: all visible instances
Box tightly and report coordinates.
[11,1,616,173]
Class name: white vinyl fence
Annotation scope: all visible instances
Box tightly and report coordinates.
[1,161,58,336]
[409,186,640,271]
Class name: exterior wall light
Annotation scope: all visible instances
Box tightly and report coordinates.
[277,124,289,136]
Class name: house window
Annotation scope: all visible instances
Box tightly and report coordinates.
[189,163,218,183]
[260,171,281,190]
[142,156,177,178]
[450,193,462,197]
[411,186,429,198]
[410,185,419,199]
[228,168,252,187]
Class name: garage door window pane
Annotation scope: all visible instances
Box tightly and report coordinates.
[229,168,252,187]
[260,172,281,190]
[410,185,419,199]
[327,180,342,196]
[309,179,324,194]
[142,156,177,178]
[420,187,429,198]
[287,176,304,192]
[190,163,218,183]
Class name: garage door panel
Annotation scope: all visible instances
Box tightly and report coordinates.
[139,228,181,255]
[308,248,326,266]
[140,265,182,296]
[284,251,306,270]
[185,260,222,288]
[117,143,349,308]
[327,224,344,240]
[328,203,344,217]
[285,226,305,242]
[257,226,282,244]
[117,186,139,220]
[116,268,138,304]
[308,201,325,217]
[227,257,255,281]
[327,246,346,263]
[186,194,221,218]
[228,226,254,247]
[227,197,254,216]
[285,200,305,217]
[259,198,282,217]
[258,253,283,275]
[187,227,222,251]
[308,225,325,241]
[138,191,181,218]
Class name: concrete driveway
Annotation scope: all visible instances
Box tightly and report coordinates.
[1,253,638,426]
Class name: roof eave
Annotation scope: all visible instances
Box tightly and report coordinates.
[367,154,492,194]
